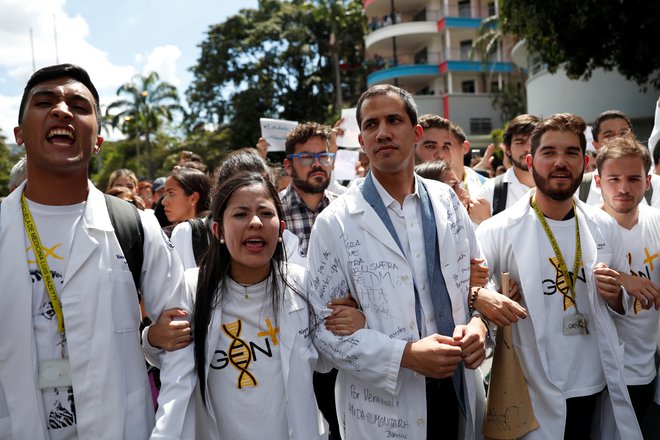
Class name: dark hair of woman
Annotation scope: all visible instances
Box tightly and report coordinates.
[212,148,272,192]
[414,160,451,182]
[168,167,212,216]
[193,172,292,404]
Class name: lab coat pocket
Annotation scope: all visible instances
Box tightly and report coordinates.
[124,381,151,440]
[108,269,140,333]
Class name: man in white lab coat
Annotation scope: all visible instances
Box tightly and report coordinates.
[477,113,641,439]
[593,135,660,436]
[0,64,188,439]
[307,84,488,439]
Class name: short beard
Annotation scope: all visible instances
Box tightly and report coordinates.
[291,166,329,194]
[532,167,583,201]
[510,154,528,172]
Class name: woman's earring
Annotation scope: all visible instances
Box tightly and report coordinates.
[278,236,282,243]
[220,238,225,244]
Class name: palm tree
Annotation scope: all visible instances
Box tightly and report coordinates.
[471,15,526,121]
[106,72,183,178]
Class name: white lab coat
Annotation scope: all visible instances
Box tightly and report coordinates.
[0,181,188,440]
[151,264,327,440]
[476,190,642,440]
[306,177,486,440]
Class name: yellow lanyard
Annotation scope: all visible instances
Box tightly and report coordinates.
[531,196,582,309]
[462,170,470,197]
[21,194,65,334]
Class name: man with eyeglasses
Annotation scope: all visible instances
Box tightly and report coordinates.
[579,109,660,207]
[280,121,341,439]
[280,122,338,259]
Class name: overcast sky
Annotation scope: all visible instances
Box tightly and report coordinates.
[0,0,258,142]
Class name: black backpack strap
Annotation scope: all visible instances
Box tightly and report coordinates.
[578,173,593,203]
[189,216,211,265]
[492,174,508,215]
[104,194,144,293]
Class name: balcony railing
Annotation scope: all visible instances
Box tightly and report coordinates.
[367,4,492,33]
[366,51,443,72]
[366,48,502,73]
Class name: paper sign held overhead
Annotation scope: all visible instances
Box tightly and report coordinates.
[334,149,359,181]
[336,108,361,149]
[259,118,298,152]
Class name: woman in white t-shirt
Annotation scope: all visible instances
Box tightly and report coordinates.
[151,172,363,439]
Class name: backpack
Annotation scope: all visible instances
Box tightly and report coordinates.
[188,216,211,265]
[104,194,144,293]
[578,173,654,204]
[491,174,509,216]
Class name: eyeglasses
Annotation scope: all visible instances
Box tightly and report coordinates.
[286,152,336,167]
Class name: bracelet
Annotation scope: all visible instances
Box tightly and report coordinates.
[469,287,481,311]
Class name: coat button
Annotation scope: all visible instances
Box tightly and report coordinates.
[417,418,425,426]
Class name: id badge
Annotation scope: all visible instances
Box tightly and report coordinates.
[38,358,72,389]
[563,313,589,336]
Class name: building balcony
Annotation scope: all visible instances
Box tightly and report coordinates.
[367,63,441,91]
[364,0,494,22]
[440,60,512,74]
[365,21,439,55]
[367,48,513,88]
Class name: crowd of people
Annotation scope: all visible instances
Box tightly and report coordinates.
[1,63,660,440]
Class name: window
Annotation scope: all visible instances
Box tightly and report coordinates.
[491,81,500,92]
[458,0,471,18]
[415,48,428,64]
[462,80,475,93]
[470,118,492,135]
[460,40,473,60]
[487,1,496,16]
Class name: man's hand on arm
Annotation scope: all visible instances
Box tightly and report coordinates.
[400,335,462,379]
[594,263,624,313]
[146,308,192,351]
[471,283,527,327]
[619,273,660,310]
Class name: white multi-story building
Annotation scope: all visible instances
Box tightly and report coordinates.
[511,39,659,142]
[363,0,518,144]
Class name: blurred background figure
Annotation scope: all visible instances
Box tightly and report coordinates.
[8,156,27,193]
[137,179,154,210]
[161,167,211,235]
[106,168,138,193]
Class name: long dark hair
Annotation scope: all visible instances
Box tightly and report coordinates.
[168,167,212,216]
[193,172,288,404]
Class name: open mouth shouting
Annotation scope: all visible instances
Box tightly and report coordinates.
[46,127,76,146]
[244,237,268,252]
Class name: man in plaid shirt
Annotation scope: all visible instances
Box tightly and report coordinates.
[279,121,341,439]
[280,122,338,258]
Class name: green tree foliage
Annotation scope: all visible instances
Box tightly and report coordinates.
[500,0,660,88]
[0,130,14,195]
[106,72,183,178]
[186,0,367,149]
[471,14,526,122]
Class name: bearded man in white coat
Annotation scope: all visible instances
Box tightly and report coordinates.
[476,113,641,439]
[0,64,188,439]
[306,84,488,440]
